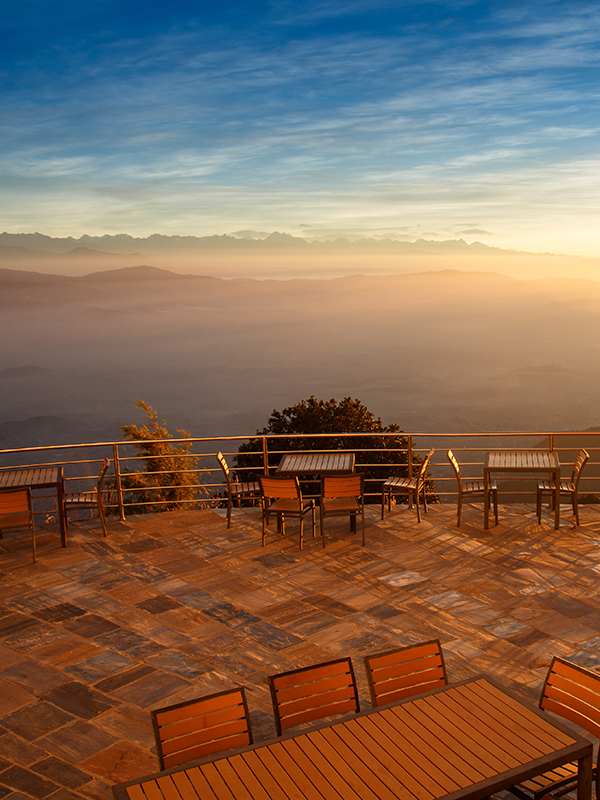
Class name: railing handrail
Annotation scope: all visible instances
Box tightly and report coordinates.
[2,429,599,521]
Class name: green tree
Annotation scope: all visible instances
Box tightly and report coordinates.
[118,399,208,513]
[236,396,437,503]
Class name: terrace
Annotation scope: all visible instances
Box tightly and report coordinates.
[1,434,600,800]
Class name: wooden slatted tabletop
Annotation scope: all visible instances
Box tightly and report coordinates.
[112,677,593,800]
[276,452,355,476]
[483,451,561,531]
[0,466,67,546]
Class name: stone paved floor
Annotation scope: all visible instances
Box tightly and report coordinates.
[1,500,600,800]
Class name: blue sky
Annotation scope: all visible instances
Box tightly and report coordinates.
[2,0,600,256]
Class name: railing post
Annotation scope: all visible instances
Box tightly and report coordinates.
[262,437,269,475]
[113,443,126,521]
[408,435,413,479]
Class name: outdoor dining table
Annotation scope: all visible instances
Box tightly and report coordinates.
[112,676,592,800]
[276,451,355,476]
[484,450,561,531]
[0,466,67,546]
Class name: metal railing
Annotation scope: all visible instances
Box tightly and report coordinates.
[1,430,599,522]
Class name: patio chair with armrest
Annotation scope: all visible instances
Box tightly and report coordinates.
[268,657,360,737]
[64,458,110,537]
[0,487,36,563]
[537,448,589,526]
[217,451,261,529]
[364,639,448,708]
[151,687,253,770]
[320,473,365,546]
[381,448,434,522]
[447,449,498,527]
[510,656,600,800]
[259,475,315,549]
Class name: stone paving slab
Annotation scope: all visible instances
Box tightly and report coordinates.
[0,501,599,798]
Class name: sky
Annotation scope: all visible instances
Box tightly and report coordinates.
[2,0,600,258]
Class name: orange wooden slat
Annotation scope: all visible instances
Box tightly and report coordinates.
[273,661,352,689]
[369,645,441,670]
[137,780,167,800]
[256,746,315,799]
[374,659,444,684]
[161,717,248,754]
[281,697,358,730]
[125,785,148,800]
[239,750,298,800]
[471,680,575,747]
[156,775,187,800]
[199,762,237,800]
[355,714,449,796]
[291,734,366,800]
[185,767,221,800]
[425,691,530,765]
[224,753,277,800]
[549,662,600,698]
[400,696,511,774]
[171,771,204,800]
[275,738,346,800]
[375,678,446,706]
[213,759,256,800]
[162,731,251,768]
[467,680,574,749]
[157,694,245,726]
[378,704,490,786]
[276,672,355,703]
[544,696,600,740]
[318,725,412,800]
[449,684,550,760]
[302,729,381,800]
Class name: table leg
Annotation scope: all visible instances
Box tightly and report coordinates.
[577,747,593,800]
[484,469,490,530]
[56,478,67,547]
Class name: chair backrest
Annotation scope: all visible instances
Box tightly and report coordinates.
[0,487,33,526]
[540,657,600,740]
[364,639,447,708]
[321,474,364,499]
[447,450,461,483]
[216,451,233,488]
[269,657,360,736]
[416,448,434,487]
[97,458,110,492]
[151,687,253,770]
[571,449,589,486]
[260,475,302,501]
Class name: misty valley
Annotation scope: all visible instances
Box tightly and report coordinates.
[1,264,600,450]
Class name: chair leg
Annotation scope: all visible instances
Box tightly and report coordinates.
[320,504,326,547]
[573,492,579,526]
[381,490,385,520]
[227,494,233,528]
[493,489,498,526]
[415,490,422,523]
[361,507,365,546]
[299,516,304,550]
[536,488,542,523]
[31,525,36,564]
[98,503,108,537]
[350,512,356,532]
[457,490,462,526]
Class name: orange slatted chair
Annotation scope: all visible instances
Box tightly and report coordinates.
[320,474,365,546]
[151,687,253,770]
[381,448,434,522]
[268,657,360,736]
[0,487,36,563]
[511,657,600,800]
[217,452,260,529]
[537,449,589,526]
[364,639,447,707]
[259,475,315,549]
[64,458,110,537]
[447,449,498,527]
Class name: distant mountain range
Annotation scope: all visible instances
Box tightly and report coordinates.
[1,231,599,281]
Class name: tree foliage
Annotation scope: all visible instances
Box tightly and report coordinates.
[236,396,437,502]
[118,399,208,513]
